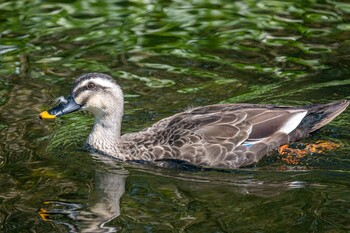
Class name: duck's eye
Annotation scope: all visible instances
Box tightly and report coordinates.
[87,82,95,89]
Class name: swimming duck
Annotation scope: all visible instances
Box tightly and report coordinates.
[40,73,349,169]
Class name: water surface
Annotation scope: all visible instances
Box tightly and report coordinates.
[1,0,350,232]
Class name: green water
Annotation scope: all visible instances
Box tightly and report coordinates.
[1,0,350,232]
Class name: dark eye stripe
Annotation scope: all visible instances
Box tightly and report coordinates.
[73,84,108,99]
[74,86,89,98]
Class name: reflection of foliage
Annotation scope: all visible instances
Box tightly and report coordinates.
[224,77,350,105]
[1,0,350,81]
[0,80,11,106]
[45,114,93,152]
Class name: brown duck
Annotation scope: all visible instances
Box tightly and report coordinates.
[40,73,349,169]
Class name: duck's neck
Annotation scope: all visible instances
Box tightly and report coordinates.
[86,110,123,157]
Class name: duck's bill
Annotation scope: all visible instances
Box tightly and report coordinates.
[39,96,81,119]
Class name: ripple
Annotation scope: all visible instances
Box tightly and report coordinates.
[332,1,350,14]
[261,34,301,46]
[304,9,342,23]
[337,23,350,31]
[0,155,7,168]
[115,70,176,88]
[303,28,332,37]
[0,45,18,55]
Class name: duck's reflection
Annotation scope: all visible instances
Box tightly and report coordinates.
[39,154,127,233]
[38,156,312,232]
[88,168,126,231]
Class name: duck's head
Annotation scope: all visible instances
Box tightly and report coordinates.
[40,73,124,119]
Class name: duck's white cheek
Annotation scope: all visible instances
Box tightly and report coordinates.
[86,97,101,108]
[82,97,108,115]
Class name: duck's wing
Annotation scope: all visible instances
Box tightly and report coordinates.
[124,104,308,168]
[170,105,307,167]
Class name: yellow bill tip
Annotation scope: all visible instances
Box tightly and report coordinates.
[39,111,56,119]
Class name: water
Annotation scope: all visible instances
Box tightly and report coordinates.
[1,0,350,232]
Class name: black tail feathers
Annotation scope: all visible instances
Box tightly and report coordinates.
[300,99,349,133]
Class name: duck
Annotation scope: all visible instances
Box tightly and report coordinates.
[40,73,349,169]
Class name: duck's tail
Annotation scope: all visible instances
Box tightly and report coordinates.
[300,99,349,133]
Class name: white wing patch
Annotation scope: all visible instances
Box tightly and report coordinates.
[279,110,307,134]
[243,110,308,147]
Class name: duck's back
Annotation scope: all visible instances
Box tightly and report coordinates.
[121,100,349,168]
